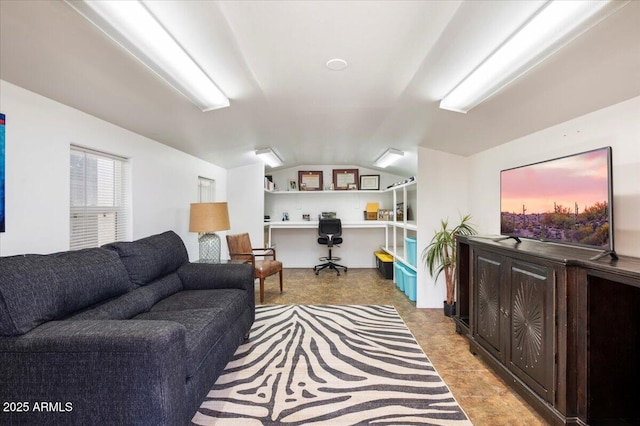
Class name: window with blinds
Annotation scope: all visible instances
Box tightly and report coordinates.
[198,176,216,202]
[70,146,130,250]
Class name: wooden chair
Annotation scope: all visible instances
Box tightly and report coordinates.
[226,233,283,303]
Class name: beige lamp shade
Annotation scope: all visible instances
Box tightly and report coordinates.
[189,202,230,233]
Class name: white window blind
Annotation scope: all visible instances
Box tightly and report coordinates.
[198,176,216,202]
[70,146,130,250]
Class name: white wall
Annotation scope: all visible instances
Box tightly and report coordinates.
[468,96,640,258]
[0,81,227,260]
[416,148,469,308]
[227,162,265,247]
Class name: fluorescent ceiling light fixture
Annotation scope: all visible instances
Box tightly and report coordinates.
[440,0,624,113]
[66,0,229,112]
[255,148,283,168]
[374,148,404,168]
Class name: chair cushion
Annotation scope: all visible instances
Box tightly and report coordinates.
[255,260,282,279]
[318,237,343,245]
[103,231,188,286]
[0,248,132,336]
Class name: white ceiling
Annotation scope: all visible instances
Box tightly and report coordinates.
[1,1,639,177]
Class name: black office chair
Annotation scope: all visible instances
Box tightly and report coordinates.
[314,218,347,276]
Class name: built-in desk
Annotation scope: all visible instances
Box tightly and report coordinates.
[264,180,418,270]
[265,220,391,268]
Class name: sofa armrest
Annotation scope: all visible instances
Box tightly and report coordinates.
[0,320,187,426]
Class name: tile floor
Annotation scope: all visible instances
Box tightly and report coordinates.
[257,268,549,426]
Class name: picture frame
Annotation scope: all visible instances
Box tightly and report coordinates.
[332,168,359,190]
[298,170,323,191]
[288,179,298,191]
[360,174,380,190]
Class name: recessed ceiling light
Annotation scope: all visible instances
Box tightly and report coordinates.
[326,58,348,71]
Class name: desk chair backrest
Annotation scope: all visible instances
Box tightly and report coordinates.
[318,218,343,246]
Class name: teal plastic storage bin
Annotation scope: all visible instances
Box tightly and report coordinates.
[405,237,417,267]
[394,261,405,291]
[402,266,417,302]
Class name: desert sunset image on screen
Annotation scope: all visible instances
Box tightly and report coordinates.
[501,148,610,248]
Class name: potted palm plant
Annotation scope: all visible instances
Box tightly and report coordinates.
[422,214,477,317]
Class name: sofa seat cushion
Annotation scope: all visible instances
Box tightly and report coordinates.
[150,289,247,314]
[0,248,132,336]
[136,289,247,378]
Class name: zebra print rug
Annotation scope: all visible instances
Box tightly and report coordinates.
[192,305,471,425]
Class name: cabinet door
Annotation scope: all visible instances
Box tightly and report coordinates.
[474,251,505,362]
[508,260,555,402]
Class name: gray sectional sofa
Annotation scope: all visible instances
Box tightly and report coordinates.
[0,231,255,425]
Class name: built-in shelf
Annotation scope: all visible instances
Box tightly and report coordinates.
[264,178,417,284]
[377,180,418,276]
[264,179,416,195]
[265,189,384,194]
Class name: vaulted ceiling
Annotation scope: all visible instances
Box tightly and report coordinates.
[1,1,639,177]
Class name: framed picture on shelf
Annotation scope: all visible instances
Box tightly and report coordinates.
[332,168,359,190]
[298,170,323,191]
[288,179,298,191]
[360,174,380,190]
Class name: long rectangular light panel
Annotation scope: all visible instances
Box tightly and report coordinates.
[374,148,404,168]
[440,0,625,113]
[255,148,283,168]
[66,0,229,111]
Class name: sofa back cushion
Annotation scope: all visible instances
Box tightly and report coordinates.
[0,248,132,336]
[102,231,189,286]
[69,273,183,320]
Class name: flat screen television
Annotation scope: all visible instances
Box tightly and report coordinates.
[500,147,614,258]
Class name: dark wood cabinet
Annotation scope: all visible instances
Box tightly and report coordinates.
[456,236,640,425]
[473,251,555,403]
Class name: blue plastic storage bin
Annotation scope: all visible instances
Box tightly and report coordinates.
[394,261,405,292]
[405,237,417,267]
[402,266,417,302]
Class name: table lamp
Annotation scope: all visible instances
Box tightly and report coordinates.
[189,202,230,263]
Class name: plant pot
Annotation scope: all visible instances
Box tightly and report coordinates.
[443,301,456,318]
